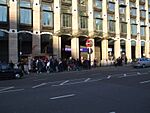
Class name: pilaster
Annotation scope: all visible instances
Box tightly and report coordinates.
[136,1,141,58]
[33,0,41,55]
[9,0,18,63]
[102,0,108,62]
[126,0,131,61]
[53,0,61,58]
[145,0,150,58]
[71,0,79,59]
[114,0,120,59]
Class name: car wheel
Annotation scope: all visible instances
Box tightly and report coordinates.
[15,73,21,79]
[142,64,146,68]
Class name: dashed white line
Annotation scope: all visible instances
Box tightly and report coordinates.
[0,89,24,94]
[84,78,91,82]
[107,75,111,79]
[50,94,75,100]
[140,80,150,84]
[0,86,14,92]
[32,83,47,88]
[59,80,69,85]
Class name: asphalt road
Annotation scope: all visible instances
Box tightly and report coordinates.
[0,65,150,113]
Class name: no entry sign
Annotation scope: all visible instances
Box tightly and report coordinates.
[86,39,93,47]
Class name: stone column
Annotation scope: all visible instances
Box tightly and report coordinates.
[136,1,141,58]
[145,0,150,58]
[114,0,120,59]
[71,0,79,59]
[88,0,95,64]
[102,0,108,64]
[126,0,131,62]
[101,39,108,65]
[9,0,18,63]
[53,0,61,58]
[71,38,79,59]
[53,36,61,58]
[33,0,41,55]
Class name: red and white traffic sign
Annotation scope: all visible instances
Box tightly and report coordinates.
[86,39,93,47]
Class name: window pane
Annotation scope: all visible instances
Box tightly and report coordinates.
[0,6,7,22]
[62,14,71,27]
[94,11,101,18]
[80,16,88,29]
[95,0,102,9]
[130,8,136,16]
[120,23,127,33]
[119,7,125,14]
[20,1,31,8]
[108,3,115,12]
[95,19,102,30]
[0,0,7,4]
[131,25,137,35]
[20,8,32,24]
[140,27,145,36]
[109,21,115,32]
[42,4,53,11]
[42,12,53,27]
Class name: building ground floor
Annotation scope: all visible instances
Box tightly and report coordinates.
[0,30,149,65]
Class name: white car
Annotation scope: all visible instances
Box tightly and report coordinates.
[133,58,150,68]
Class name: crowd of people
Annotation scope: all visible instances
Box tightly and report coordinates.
[5,55,128,75]
[15,57,94,74]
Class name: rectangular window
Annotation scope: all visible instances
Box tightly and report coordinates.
[108,14,115,20]
[140,10,146,18]
[95,19,103,31]
[80,16,88,29]
[140,27,145,36]
[0,6,7,22]
[94,0,102,9]
[62,14,72,27]
[94,11,102,18]
[130,18,136,24]
[108,20,115,32]
[0,0,7,4]
[20,1,32,25]
[42,3,53,27]
[140,20,145,26]
[20,1,31,8]
[130,2,136,7]
[108,3,115,12]
[119,7,126,14]
[130,8,136,16]
[139,5,145,10]
[20,9,32,25]
[42,12,53,27]
[131,24,137,35]
[120,23,127,33]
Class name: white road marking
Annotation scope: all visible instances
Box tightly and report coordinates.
[32,83,47,88]
[109,112,116,113]
[0,86,14,92]
[140,80,150,84]
[107,75,111,79]
[0,89,24,94]
[84,78,91,82]
[123,74,127,77]
[59,80,69,85]
[50,94,75,100]
[137,72,141,75]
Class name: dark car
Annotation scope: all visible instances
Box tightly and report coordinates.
[0,63,23,79]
